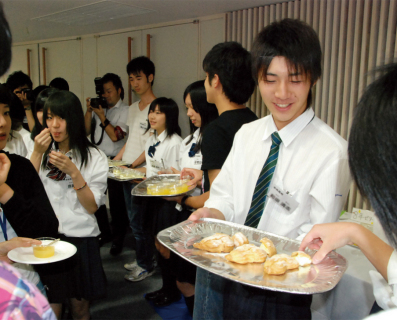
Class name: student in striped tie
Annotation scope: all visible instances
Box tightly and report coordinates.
[189,19,352,319]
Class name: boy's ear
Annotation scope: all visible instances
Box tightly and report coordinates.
[211,74,220,88]
[148,74,154,84]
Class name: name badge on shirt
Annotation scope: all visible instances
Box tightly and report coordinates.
[150,159,163,171]
[268,185,299,213]
[194,154,202,166]
[140,121,147,130]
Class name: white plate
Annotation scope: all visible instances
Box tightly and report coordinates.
[7,241,77,264]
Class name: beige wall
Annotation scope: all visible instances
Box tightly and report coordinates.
[3,14,225,138]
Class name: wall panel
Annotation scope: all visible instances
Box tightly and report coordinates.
[226,0,397,212]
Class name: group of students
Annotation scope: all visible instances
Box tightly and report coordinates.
[0,5,396,320]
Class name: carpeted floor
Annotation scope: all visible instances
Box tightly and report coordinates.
[90,232,163,320]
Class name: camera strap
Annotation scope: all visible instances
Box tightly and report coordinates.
[91,112,107,146]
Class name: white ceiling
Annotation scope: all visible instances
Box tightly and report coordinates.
[3,0,286,43]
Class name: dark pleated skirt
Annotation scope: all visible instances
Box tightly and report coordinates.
[35,234,107,303]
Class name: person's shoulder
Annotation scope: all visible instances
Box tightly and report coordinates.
[6,152,35,178]
[310,117,348,150]
[168,134,183,145]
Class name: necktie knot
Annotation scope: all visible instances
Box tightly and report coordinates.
[271,132,282,147]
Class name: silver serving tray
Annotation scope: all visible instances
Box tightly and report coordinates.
[157,219,348,294]
[107,172,144,182]
[131,174,192,197]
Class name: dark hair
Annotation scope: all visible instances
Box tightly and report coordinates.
[6,71,33,91]
[203,42,255,104]
[0,3,12,77]
[348,63,397,247]
[49,77,69,91]
[183,80,218,152]
[145,97,181,138]
[9,93,24,130]
[101,73,124,100]
[31,87,58,141]
[0,83,13,105]
[41,91,96,169]
[126,56,155,86]
[251,19,322,109]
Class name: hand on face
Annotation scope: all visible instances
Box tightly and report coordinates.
[34,128,52,154]
[48,151,77,176]
[0,153,10,186]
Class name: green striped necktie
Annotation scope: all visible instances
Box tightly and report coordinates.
[244,132,282,228]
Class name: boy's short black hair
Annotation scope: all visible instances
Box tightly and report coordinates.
[101,73,124,100]
[0,3,12,77]
[49,77,69,91]
[203,42,255,105]
[251,19,322,108]
[126,56,155,86]
[6,71,33,91]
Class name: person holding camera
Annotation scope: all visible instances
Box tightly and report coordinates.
[5,71,35,132]
[84,73,129,251]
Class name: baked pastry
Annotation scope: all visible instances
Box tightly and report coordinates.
[264,259,287,275]
[232,232,249,247]
[225,244,267,264]
[291,251,312,266]
[193,233,234,253]
[259,237,277,257]
[264,254,300,275]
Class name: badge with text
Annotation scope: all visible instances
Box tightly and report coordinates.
[150,159,163,171]
[140,121,147,130]
[268,185,299,213]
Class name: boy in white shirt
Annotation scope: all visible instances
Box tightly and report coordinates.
[190,19,351,319]
[113,56,157,281]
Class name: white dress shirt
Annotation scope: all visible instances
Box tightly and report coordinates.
[179,128,202,197]
[205,108,352,239]
[123,101,151,165]
[145,130,182,178]
[39,145,108,237]
[91,99,129,157]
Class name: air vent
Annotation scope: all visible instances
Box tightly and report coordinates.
[31,0,154,26]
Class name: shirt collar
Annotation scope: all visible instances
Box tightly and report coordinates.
[262,108,315,147]
[155,130,168,143]
[112,99,122,109]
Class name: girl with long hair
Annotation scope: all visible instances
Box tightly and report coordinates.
[146,82,218,314]
[30,90,108,320]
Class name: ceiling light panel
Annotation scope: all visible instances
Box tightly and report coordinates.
[32,0,154,26]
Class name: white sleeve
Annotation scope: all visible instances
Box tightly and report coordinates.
[111,106,129,132]
[86,149,108,207]
[297,156,352,238]
[204,138,236,221]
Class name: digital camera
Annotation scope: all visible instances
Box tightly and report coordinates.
[90,77,108,109]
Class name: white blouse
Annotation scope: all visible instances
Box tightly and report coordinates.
[179,128,202,197]
[145,130,182,178]
[39,145,108,237]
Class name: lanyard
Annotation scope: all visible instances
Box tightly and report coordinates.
[0,207,7,241]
